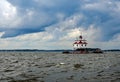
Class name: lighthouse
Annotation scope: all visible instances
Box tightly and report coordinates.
[73,34,88,50]
[62,30,103,54]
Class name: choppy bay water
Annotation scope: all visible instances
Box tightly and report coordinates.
[0,52,120,82]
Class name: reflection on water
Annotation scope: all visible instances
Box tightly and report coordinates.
[0,52,120,82]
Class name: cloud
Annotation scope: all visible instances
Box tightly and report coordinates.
[0,0,18,28]
[0,0,120,49]
[0,0,81,38]
[0,0,120,40]
[80,0,120,41]
[0,31,53,49]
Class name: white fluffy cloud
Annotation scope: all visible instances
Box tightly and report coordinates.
[0,31,53,49]
[0,0,20,28]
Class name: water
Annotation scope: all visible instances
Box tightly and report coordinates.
[0,52,120,82]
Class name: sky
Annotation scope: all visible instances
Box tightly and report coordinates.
[0,0,120,50]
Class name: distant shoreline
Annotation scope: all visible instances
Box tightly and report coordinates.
[0,48,120,52]
[0,49,66,52]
